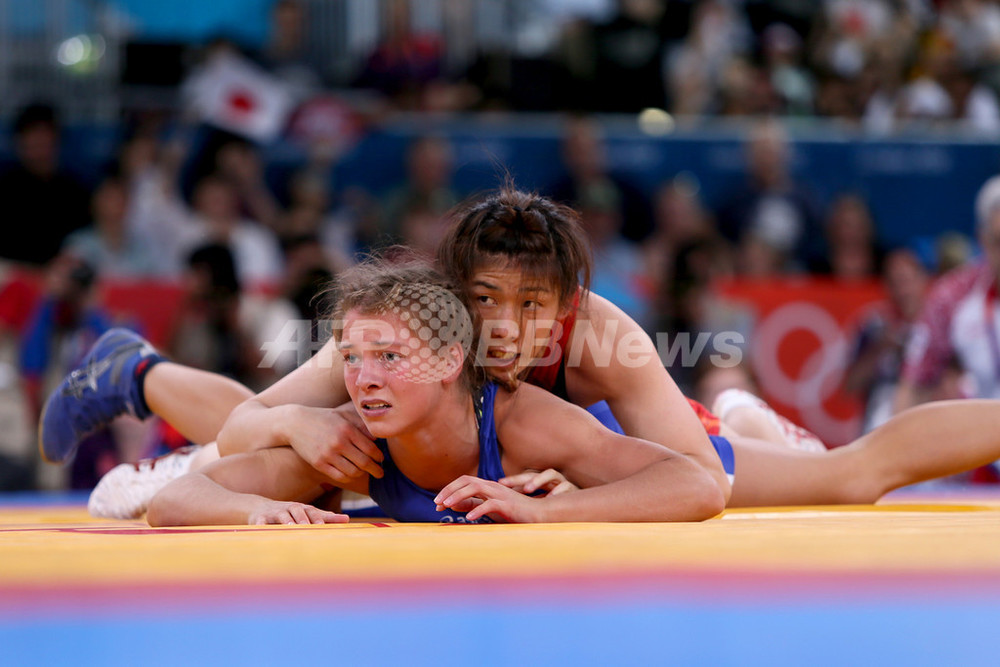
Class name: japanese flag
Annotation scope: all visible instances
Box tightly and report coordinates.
[186,52,294,143]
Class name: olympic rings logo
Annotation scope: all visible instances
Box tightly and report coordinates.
[751,301,863,444]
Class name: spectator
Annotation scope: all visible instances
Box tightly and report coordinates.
[578,181,652,330]
[717,119,823,271]
[938,0,1000,83]
[352,0,447,111]
[378,135,459,247]
[549,115,654,243]
[18,255,115,488]
[659,236,749,395]
[179,175,285,293]
[281,233,336,362]
[119,127,286,283]
[845,248,930,433]
[810,0,922,83]
[813,0,925,126]
[279,167,357,274]
[643,177,717,323]
[762,22,815,116]
[895,175,1000,412]
[744,2,819,43]
[896,31,1000,134]
[118,125,162,183]
[860,51,909,132]
[117,129,191,278]
[281,233,334,323]
[397,203,451,260]
[735,231,788,278]
[716,57,782,117]
[212,136,282,231]
[18,256,109,420]
[0,103,90,267]
[183,131,282,230]
[810,193,885,281]
[941,59,1000,134]
[168,244,298,390]
[260,0,325,103]
[936,231,975,274]
[667,0,753,116]
[62,175,165,279]
[574,0,690,113]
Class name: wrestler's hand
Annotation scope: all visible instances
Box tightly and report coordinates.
[248,500,349,525]
[285,403,384,483]
[434,475,544,523]
[499,469,579,497]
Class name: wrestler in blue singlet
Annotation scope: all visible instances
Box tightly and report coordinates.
[366,383,736,523]
[367,382,504,523]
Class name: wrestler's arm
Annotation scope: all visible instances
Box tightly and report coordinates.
[567,294,731,498]
[216,338,384,481]
[438,384,725,523]
[147,446,366,526]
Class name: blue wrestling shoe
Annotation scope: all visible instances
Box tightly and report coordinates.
[39,328,163,463]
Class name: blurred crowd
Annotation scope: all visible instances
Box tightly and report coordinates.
[314,0,1000,133]
[555,0,1000,131]
[1,0,999,490]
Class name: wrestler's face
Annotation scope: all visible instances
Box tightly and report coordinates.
[467,263,566,387]
[340,311,457,438]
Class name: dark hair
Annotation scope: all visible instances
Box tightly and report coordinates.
[436,186,592,308]
[328,257,483,393]
[14,103,58,135]
[68,259,97,291]
[187,243,240,296]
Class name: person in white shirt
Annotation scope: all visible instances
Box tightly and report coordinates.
[179,174,285,294]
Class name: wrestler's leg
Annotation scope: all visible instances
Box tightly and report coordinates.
[728,399,1000,507]
[143,363,254,445]
[189,442,221,470]
[89,442,221,519]
[713,389,826,453]
[40,328,255,462]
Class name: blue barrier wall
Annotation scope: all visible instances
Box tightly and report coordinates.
[330,122,1000,248]
[3,120,999,248]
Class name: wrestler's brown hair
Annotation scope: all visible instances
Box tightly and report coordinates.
[328,257,483,393]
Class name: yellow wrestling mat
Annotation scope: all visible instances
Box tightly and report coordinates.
[3,493,1000,666]
[4,499,1000,584]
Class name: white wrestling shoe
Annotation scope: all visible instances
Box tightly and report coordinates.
[712,389,827,453]
[88,446,199,519]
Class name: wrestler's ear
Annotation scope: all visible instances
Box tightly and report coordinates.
[441,342,465,385]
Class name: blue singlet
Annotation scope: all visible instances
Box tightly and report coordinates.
[367,383,504,523]
[364,383,736,523]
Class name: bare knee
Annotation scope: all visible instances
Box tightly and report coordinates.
[722,406,784,443]
[190,443,221,472]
